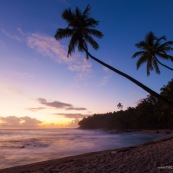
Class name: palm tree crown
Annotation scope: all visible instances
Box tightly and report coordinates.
[117,102,123,110]
[132,32,173,76]
[55,5,103,58]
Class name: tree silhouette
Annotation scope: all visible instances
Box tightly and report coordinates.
[132,32,173,76]
[117,102,123,110]
[55,5,168,103]
[79,78,173,130]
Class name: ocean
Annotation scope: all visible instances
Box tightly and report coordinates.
[0,128,164,169]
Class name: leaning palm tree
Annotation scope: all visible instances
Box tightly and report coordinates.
[55,5,168,103]
[132,32,173,76]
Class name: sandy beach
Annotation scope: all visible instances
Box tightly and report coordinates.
[0,133,173,173]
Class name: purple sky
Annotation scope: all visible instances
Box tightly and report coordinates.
[0,0,173,128]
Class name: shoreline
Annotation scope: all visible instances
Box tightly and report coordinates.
[0,132,173,173]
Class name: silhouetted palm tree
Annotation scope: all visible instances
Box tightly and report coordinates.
[117,103,123,110]
[132,32,173,76]
[55,5,167,103]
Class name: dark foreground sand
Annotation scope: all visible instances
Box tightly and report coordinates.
[0,134,173,173]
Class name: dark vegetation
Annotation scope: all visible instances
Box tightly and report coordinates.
[55,5,173,130]
[79,79,173,130]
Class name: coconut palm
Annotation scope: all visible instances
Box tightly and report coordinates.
[54,5,168,103]
[117,102,123,110]
[132,32,173,76]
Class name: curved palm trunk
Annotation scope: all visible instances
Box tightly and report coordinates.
[154,56,173,71]
[83,48,168,103]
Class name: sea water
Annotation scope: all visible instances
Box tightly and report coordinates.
[0,128,164,169]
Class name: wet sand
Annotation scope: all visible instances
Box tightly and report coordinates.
[0,133,173,173]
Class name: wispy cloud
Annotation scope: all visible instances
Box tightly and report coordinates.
[55,113,89,119]
[37,98,87,111]
[66,118,80,128]
[1,27,92,79]
[27,33,70,63]
[26,33,92,79]
[27,107,46,112]
[99,75,112,86]
[0,116,42,128]
[16,27,25,36]
[1,29,22,42]
[66,107,87,111]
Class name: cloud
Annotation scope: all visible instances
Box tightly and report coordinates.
[38,98,72,109]
[66,118,80,128]
[55,113,89,119]
[0,116,42,128]
[99,75,112,86]
[37,98,87,111]
[66,107,87,111]
[26,33,92,79]
[16,27,25,36]
[1,28,92,79]
[27,33,70,63]
[19,116,42,127]
[1,29,22,42]
[27,107,45,112]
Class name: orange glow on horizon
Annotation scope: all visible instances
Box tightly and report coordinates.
[40,120,71,128]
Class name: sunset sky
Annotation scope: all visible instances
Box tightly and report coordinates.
[0,0,173,128]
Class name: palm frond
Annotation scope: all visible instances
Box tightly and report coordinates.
[158,41,173,51]
[75,6,82,17]
[155,35,166,48]
[146,32,156,45]
[83,4,91,17]
[67,33,79,56]
[135,41,146,49]
[54,28,74,40]
[85,35,99,50]
[146,58,154,76]
[78,40,89,58]
[62,8,75,24]
[157,53,173,61]
[85,18,99,27]
[153,59,160,74]
[136,55,147,69]
[132,51,145,58]
[87,29,103,38]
